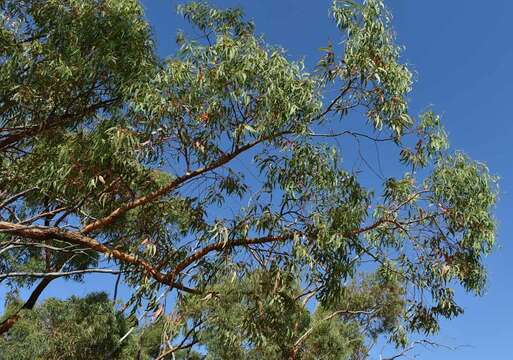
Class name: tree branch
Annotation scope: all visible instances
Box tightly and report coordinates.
[0,268,124,281]
[0,221,198,295]
[289,308,377,360]
[164,234,289,284]
[81,136,275,234]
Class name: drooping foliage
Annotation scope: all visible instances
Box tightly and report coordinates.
[0,0,497,358]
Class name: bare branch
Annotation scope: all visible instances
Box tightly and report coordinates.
[0,188,37,209]
[0,268,124,281]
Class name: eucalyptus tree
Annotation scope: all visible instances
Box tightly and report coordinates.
[0,290,205,359]
[0,292,138,359]
[0,0,497,359]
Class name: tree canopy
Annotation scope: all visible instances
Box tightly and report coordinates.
[0,0,498,359]
[1,292,136,359]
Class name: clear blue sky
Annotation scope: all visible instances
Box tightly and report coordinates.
[137,0,513,358]
[2,1,511,358]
